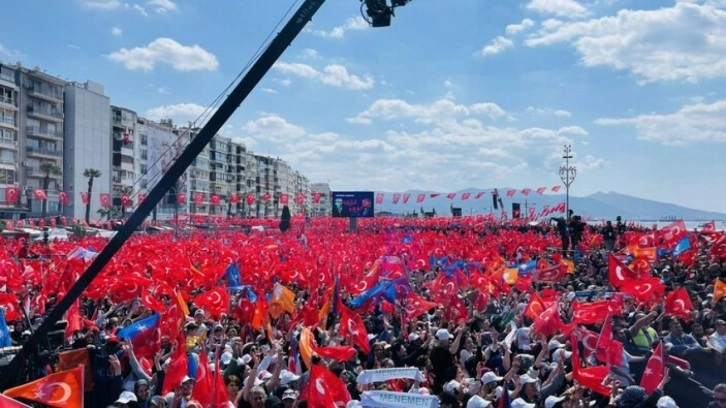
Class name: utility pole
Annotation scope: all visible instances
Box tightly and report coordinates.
[559,144,577,220]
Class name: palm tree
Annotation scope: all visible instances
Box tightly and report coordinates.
[83,168,101,224]
[40,162,61,221]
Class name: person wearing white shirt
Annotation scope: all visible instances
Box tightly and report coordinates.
[709,320,726,354]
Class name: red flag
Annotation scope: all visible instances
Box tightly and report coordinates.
[176,193,186,204]
[664,287,693,321]
[620,277,666,305]
[392,193,401,204]
[138,193,147,204]
[193,193,204,204]
[429,193,440,198]
[246,194,256,205]
[300,365,351,408]
[402,193,410,204]
[375,193,384,204]
[192,346,214,407]
[340,303,370,353]
[657,220,687,245]
[536,264,564,282]
[4,366,84,408]
[446,193,456,200]
[99,193,111,207]
[295,193,304,205]
[524,292,546,321]
[34,189,47,200]
[506,189,516,197]
[571,333,611,397]
[572,301,610,325]
[536,187,546,195]
[702,221,716,234]
[120,194,131,208]
[312,192,321,204]
[595,316,624,365]
[475,191,485,199]
[533,302,563,337]
[640,342,665,394]
[228,193,239,204]
[608,254,638,288]
[461,192,471,200]
[58,191,68,205]
[403,294,439,320]
[162,333,189,395]
[552,185,561,192]
[210,194,221,205]
[5,186,19,204]
[280,193,289,205]
[0,393,33,407]
[416,193,425,203]
[193,287,229,319]
[521,188,531,196]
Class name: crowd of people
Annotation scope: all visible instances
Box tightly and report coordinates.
[1,214,725,408]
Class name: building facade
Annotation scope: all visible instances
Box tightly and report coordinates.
[311,182,331,217]
[63,81,113,222]
[111,106,137,214]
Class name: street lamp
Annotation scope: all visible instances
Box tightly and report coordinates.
[559,145,577,220]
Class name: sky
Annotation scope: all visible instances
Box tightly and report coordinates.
[2,0,726,212]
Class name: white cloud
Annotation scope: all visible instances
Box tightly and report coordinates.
[107,38,218,71]
[133,4,148,16]
[0,43,23,60]
[79,0,121,10]
[525,2,726,83]
[525,106,572,117]
[243,114,307,144]
[505,18,535,35]
[148,0,176,13]
[111,27,123,36]
[576,154,608,170]
[309,16,368,39]
[145,103,213,122]
[479,36,514,56]
[262,88,278,94]
[526,0,590,19]
[595,100,726,146]
[273,62,374,90]
[350,98,507,124]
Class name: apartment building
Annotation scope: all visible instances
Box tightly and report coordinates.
[0,64,20,218]
[311,182,332,217]
[63,81,112,221]
[294,170,311,216]
[111,106,137,211]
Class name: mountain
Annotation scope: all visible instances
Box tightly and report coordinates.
[373,189,726,221]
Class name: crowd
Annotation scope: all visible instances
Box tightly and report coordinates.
[0,214,725,408]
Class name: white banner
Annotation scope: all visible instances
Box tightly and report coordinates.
[356,368,425,385]
[360,391,439,408]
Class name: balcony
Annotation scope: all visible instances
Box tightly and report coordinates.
[0,116,16,129]
[121,146,134,157]
[0,138,16,149]
[27,146,62,158]
[27,126,62,140]
[0,95,16,109]
[26,106,63,122]
[0,76,17,89]
[25,85,63,103]
[25,167,62,179]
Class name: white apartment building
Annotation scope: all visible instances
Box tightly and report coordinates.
[311,182,331,217]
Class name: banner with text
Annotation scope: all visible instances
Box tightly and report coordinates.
[356,368,425,385]
[360,391,439,408]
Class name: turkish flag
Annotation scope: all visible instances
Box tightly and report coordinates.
[392,193,401,204]
[404,294,439,320]
[608,254,638,288]
[246,194,256,205]
[429,193,440,198]
[58,191,68,205]
[280,193,289,205]
[710,235,726,259]
[536,187,546,195]
[702,221,716,234]
[572,301,610,325]
[229,193,239,204]
[595,316,624,365]
[536,264,565,282]
[340,303,370,353]
[0,394,32,407]
[194,193,204,205]
[99,193,111,207]
[551,185,561,192]
[162,332,189,395]
[120,194,131,208]
[664,287,693,321]
[506,189,516,197]
[312,192,321,204]
[533,302,563,337]
[175,193,185,204]
[192,347,214,407]
[640,342,665,394]
[446,193,456,200]
[5,186,19,204]
[295,193,304,205]
[570,333,612,397]
[34,189,47,200]
[300,365,351,408]
[524,292,546,321]
[416,193,425,203]
[657,220,687,246]
[461,192,471,200]
[3,366,84,408]
[475,191,485,199]
[402,193,410,204]
[521,188,531,196]
[193,287,229,319]
[620,277,665,305]
[0,293,20,321]
[210,194,221,205]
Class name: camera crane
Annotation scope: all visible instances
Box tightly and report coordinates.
[0,0,412,391]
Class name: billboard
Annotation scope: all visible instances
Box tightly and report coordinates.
[331,191,374,218]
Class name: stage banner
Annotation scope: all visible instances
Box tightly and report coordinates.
[360,391,439,408]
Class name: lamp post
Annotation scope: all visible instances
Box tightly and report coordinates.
[559,145,577,220]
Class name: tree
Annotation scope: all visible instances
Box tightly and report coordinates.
[40,162,61,221]
[83,168,101,224]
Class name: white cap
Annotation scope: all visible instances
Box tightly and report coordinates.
[408,332,420,342]
[436,328,454,341]
[656,396,679,408]
[545,395,567,408]
[221,351,233,365]
[418,387,431,395]
[280,370,301,385]
[258,370,273,381]
[548,339,566,351]
[511,398,536,408]
[444,380,461,393]
[552,348,572,363]
[180,375,194,385]
[481,371,504,385]
[243,375,263,387]
[240,354,252,364]
[467,395,492,408]
[519,374,538,384]
[116,390,138,404]
[282,389,298,401]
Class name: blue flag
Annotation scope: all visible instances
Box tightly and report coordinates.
[673,237,691,257]
[117,313,160,341]
[225,262,242,288]
[0,310,10,348]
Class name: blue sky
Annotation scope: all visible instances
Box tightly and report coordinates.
[3,0,726,212]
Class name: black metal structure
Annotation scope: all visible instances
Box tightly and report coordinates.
[0,0,327,390]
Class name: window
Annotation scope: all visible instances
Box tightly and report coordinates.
[141,150,147,160]
[141,164,147,175]
[140,134,147,145]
